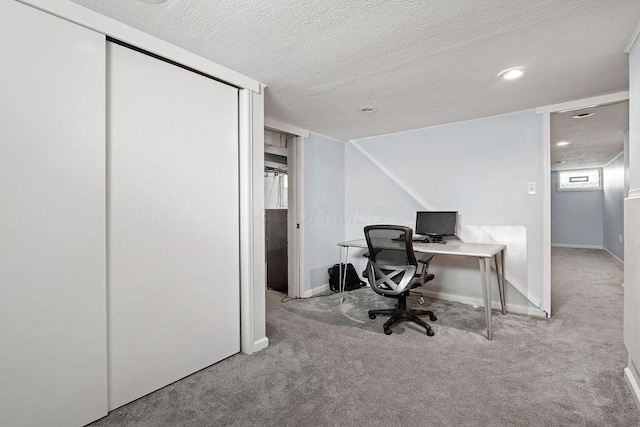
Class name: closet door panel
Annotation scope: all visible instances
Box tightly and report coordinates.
[0,2,107,426]
[107,42,240,410]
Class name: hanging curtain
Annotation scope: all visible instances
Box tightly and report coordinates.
[264,169,288,209]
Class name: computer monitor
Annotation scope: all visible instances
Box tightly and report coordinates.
[415,211,458,237]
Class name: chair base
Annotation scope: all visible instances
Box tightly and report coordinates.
[368,295,437,336]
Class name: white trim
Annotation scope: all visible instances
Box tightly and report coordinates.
[536,92,629,115]
[625,21,640,53]
[239,90,255,355]
[251,91,268,352]
[286,136,303,298]
[624,366,640,412]
[287,135,297,298]
[420,290,546,318]
[239,90,268,355]
[628,188,640,198]
[603,247,624,266]
[265,118,309,138]
[253,337,269,353]
[551,243,604,249]
[296,137,307,298]
[349,140,435,211]
[310,131,347,144]
[603,151,625,168]
[17,0,260,92]
[542,112,552,316]
[304,284,330,298]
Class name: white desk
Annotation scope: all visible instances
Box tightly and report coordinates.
[337,238,506,340]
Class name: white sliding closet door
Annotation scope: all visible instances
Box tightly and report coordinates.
[107,42,240,410]
[0,2,107,426]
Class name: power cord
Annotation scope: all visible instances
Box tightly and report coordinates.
[279,290,335,303]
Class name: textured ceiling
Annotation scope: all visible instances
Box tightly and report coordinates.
[70,0,640,141]
[550,101,628,171]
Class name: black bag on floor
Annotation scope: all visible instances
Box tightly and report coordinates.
[328,263,366,292]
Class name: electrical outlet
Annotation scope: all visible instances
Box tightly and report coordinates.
[527,182,537,195]
[619,234,623,243]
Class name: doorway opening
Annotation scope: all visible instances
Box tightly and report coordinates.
[264,130,289,294]
[546,98,628,315]
[264,128,305,298]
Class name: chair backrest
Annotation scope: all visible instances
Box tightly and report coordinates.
[363,225,418,296]
[364,225,417,266]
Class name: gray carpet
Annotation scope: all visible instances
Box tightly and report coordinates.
[91,248,639,426]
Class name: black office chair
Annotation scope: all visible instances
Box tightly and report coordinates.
[363,225,437,336]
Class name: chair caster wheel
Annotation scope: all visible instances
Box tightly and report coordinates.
[429,314,437,321]
[369,313,376,319]
[426,329,435,337]
[384,328,393,335]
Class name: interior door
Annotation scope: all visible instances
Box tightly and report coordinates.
[0,2,108,426]
[107,42,240,410]
[266,209,288,292]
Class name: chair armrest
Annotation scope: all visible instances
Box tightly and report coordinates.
[415,253,434,276]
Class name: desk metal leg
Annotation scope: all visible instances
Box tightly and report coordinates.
[340,246,349,304]
[495,250,506,315]
[479,257,492,340]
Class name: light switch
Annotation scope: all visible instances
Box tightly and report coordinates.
[527,182,536,195]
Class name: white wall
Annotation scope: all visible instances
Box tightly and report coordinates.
[603,154,625,261]
[550,171,604,247]
[303,133,345,292]
[624,32,640,411]
[345,110,543,313]
[631,45,640,191]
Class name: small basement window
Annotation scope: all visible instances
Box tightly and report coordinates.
[557,168,602,191]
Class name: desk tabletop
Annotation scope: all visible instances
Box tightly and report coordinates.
[337,238,505,258]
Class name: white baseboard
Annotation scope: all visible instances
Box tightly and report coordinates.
[253,337,269,353]
[551,243,603,250]
[603,247,624,266]
[420,290,546,318]
[304,283,330,298]
[624,366,640,412]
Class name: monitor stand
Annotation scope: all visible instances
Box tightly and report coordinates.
[427,234,445,244]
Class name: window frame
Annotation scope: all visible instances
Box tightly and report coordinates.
[556,168,603,192]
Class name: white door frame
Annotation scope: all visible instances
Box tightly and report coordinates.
[265,119,310,299]
[536,91,629,317]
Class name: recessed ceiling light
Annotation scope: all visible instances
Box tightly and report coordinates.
[497,67,527,80]
[138,0,166,3]
[556,141,571,146]
[555,160,567,164]
[357,106,377,114]
[572,112,595,119]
